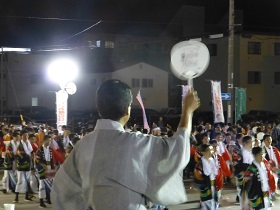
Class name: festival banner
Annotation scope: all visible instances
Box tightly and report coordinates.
[235,88,246,123]
[211,81,225,123]
[56,90,68,130]
[136,91,150,133]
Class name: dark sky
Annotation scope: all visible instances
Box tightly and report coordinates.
[0,0,279,47]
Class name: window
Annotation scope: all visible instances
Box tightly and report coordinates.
[32,98,38,106]
[96,40,101,48]
[132,78,140,88]
[274,43,280,55]
[105,41,114,48]
[207,44,217,56]
[142,79,153,88]
[148,79,153,88]
[248,42,261,54]
[248,71,261,84]
[274,72,280,84]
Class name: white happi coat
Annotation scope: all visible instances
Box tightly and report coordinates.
[52,119,191,210]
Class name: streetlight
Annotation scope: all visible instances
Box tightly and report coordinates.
[47,58,78,131]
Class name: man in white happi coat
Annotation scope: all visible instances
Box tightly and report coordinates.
[2,131,20,193]
[14,129,33,203]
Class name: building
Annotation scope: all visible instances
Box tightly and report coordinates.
[2,52,168,115]
[1,5,280,122]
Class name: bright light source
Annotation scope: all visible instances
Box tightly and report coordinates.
[47,58,78,88]
[0,47,31,52]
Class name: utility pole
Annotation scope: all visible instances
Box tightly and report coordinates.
[1,50,3,116]
[227,0,234,124]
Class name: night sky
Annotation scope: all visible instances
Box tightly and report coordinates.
[0,0,280,47]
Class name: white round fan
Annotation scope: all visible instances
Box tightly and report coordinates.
[65,82,77,95]
[170,40,210,85]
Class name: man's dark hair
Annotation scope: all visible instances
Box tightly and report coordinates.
[43,135,51,141]
[242,135,252,144]
[209,139,217,145]
[20,129,28,136]
[256,127,262,132]
[252,146,262,156]
[236,133,243,140]
[196,126,203,133]
[200,144,210,152]
[263,134,270,141]
[201,132,208,139]
[96,80,132,121]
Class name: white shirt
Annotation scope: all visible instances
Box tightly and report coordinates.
[242,147,254,164]
[63,136,70,149]
[202,156,218,180]
[11,140,20,155]
[253,160,269,192]
[43,146,50,161]
[217,141,225,155]
[50,139,59,150]
[21,139,33,156]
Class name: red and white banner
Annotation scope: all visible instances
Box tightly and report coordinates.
[136,91,150,133]
[56,90,68,130]
[211,81,225,123]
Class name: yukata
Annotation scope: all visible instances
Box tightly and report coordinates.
[35,146,63,201]
[52,119,191,210]
[194,156,219,210]
[243,160,275,210]
[15,140,33,194]
[2,140,18,192]
[232,147,254,209]
[213,153,232,203]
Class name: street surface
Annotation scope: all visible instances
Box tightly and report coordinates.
[0,170,280,210]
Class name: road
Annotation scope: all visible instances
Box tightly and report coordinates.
[0,171,280,210]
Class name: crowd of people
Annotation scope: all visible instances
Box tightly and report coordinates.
[187,119,280,210]
[127,118,280,210]
[1,80,280,210]
[1,115,280,209]
[0,123,91,208]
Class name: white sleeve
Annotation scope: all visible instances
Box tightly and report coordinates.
[52,149,86,210]
[27,140,33,153]
[63,136,70,148]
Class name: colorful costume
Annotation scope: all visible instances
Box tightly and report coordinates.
[232,147,254,209]
[194,156,218,210]
[243,160,275,210]
[15,140,33,194]
[35,146,64,201]
[2,140,18,192]
[213,153,232,203]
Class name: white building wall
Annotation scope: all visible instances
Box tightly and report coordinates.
[112,62,168,111]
